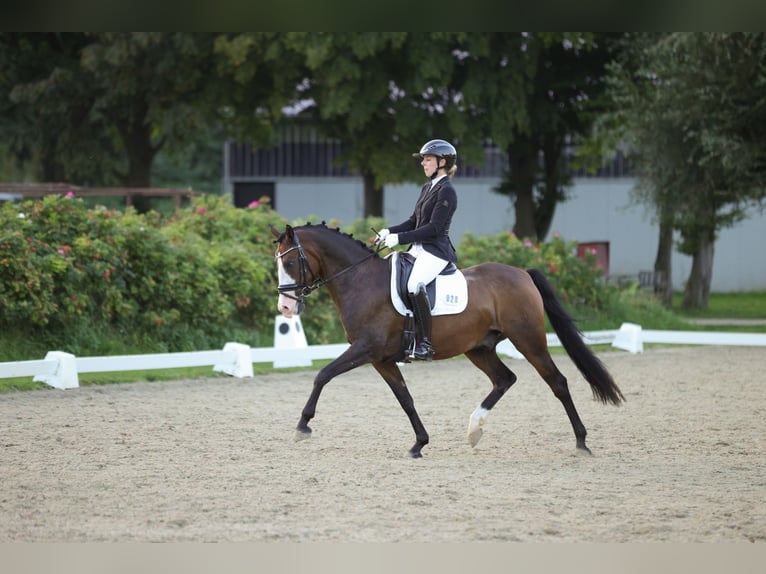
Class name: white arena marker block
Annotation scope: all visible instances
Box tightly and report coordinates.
[496,339,524,360]
[273,315,311,368]
[34,351,79,389]
[612,322,644,354]
[213,342,254,378]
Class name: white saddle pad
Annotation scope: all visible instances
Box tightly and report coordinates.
[388,252,468,317]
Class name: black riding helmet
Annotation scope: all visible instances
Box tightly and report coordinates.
[413,139,457,179]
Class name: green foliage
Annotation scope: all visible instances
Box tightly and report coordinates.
[459,230,613,312]
[0,193,287,355]
[0,196,700,366]
[1,33,236,188]
[601,33,766,308]
[673,290,766,320]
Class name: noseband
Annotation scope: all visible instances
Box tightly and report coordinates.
[275,229,381,313]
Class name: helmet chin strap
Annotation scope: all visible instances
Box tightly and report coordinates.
[428,159,444,180]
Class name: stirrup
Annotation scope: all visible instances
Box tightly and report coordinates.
[410,341,434,361]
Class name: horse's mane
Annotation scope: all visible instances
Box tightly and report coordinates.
[294,221,378,256]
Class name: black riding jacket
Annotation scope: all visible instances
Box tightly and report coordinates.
[389,177,458,263]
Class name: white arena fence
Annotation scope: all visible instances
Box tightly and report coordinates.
[1,317,764,390]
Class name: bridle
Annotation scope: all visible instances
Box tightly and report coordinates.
[275,229,382,314]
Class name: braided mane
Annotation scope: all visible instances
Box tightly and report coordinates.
[299,221,378,256]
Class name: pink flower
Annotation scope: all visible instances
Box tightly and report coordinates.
[57,249,65,254]
[248,200,260,208]
[524,240,533,248]
[553,231,560,239]
[65,191,74,198]
[198,207,207,215]
[590,248,598,255]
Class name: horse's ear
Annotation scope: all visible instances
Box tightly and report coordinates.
[269,224,280,239]
[284,224,294,241]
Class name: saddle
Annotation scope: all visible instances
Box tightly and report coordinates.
[388,252,468,316]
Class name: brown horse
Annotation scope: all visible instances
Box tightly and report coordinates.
[271,223,624,458]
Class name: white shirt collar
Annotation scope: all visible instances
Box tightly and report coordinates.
[429,174,447,187]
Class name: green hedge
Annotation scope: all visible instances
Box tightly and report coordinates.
[1,194,287,350]
[0,195,628,355]
[458,230,612,310]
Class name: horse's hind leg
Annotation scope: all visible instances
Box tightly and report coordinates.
[372,361,429,458]
[517,344,591,455]
[464,346,518,448]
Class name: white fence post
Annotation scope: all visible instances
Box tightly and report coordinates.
[213,342,254,378]
[612,322,644,354]
[33,351,79,389]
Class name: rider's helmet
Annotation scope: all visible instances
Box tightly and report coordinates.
[412,139,457,172]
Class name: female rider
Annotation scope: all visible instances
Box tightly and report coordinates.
[378,139,459,360]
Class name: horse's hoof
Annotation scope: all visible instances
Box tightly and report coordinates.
[467,427,483,448]
[576,443,593,456]
[409,443,424,458]
[294,426,312,442]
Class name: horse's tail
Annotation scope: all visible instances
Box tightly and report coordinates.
[527,268,625,406]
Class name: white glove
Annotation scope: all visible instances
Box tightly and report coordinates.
[384,233,399,248]
[377,228,390,242]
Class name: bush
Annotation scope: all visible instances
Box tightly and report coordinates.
[459,230,614,315]
[0,193,288,353]
[0,194,673,358]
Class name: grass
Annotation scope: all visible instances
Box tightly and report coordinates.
[672,290,766,319]
[2,290,764,394]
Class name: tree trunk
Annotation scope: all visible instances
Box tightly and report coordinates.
[682,236,714,310]
[362,169,383,218]
[536,134,563,240]
[654,216,674,307]
[40,142,67,182]
[509,139,538,240]
[114,99,156,212]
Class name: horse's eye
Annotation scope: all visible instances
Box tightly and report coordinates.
[284,260,295,269]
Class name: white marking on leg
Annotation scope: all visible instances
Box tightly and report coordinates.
[467,406,490,448]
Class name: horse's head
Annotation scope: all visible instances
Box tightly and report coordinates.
[271,224,320,317]
[271,222,381,318]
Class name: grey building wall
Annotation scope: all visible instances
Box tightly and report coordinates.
[225,176,765,292]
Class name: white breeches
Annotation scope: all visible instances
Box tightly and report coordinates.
[407,244,449,294]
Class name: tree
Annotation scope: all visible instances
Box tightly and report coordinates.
[2,33,276,195]
[279,32,472,217]
[0,33,117,184]
[463,33,620,240]
[605,33,766,308]
[210,32,306,146]
[76,33,222,189]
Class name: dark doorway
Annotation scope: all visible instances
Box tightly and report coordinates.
[233,181,275,209]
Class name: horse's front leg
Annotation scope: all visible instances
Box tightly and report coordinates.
[372,361,429,458]
[296,342,371,441]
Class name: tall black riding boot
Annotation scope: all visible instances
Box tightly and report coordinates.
[408,285,434,361]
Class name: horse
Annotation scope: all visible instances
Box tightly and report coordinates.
[271,222,624,458]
